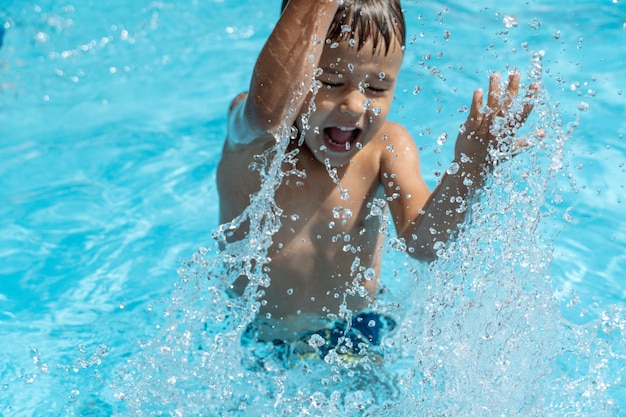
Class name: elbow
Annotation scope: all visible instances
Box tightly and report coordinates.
[403,232,442,263]
[399,229,439,263]
[244,96,287,136]
[407,244,439,263]
[228,92,282,143]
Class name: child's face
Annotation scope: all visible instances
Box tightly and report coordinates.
[296,36,404,167]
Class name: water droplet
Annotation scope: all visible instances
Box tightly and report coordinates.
[562,207,574,222]
[577,101,589,112]
[68,389,80,403]
[446,162,460,175]
[35,31,49,42]
[552,30,561,39]
[529,18,541,30]
[308,333,326,348]
[369,205,383,217]
[364,268,376,281]
[503,15,518,28]
[389,237,407,252]
[287,288,294,295]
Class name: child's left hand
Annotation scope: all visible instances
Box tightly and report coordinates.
[454,72,538,168]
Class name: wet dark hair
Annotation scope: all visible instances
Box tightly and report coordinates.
[280,0,405,55]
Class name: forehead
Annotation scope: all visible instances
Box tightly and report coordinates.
[319,38,404,78]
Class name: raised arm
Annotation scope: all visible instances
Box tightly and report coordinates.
[387,72,538,261]
[228,0,340,147]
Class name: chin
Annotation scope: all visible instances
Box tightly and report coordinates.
[314,150,354,168]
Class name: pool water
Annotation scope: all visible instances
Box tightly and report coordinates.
[1,0,625,415]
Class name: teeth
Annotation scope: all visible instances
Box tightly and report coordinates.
[327,137,350,150]
[338,126,355,131]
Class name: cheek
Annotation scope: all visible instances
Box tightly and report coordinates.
[304,95,336,128]
[316,88,340,109]
[368,99,392,123]
[296,94,323,128]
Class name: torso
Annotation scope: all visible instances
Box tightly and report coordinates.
[264,140,384,314]
[217,117,420,341]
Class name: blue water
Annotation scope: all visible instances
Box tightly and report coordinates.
[1,0,625,415]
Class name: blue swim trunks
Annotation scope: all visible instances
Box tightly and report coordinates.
[241,311,397,370]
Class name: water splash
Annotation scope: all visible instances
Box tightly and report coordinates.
[376,77,625,416]
[111,53,625,417]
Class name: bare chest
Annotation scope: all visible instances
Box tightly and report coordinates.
[271,160,384,264]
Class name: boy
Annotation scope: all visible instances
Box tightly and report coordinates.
[217,0,536,357]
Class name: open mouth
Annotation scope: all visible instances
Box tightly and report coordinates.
[323,126,362,152]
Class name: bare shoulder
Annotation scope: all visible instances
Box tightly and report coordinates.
[375,122,430,233]
[382,119,412,138]
[384,120,416,147]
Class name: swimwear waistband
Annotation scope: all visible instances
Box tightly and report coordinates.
[241,311,397,369]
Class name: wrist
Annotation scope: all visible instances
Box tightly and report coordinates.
[455,152,491,173]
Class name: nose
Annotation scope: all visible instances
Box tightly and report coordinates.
[339,88,366,117]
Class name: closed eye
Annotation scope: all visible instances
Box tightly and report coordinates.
[321,80,343,89]
[368,86,388,93]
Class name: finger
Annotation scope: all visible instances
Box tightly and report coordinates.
[502,72,521,109]
[535,128,546,138]
[469,88,484,121]
[465,88,484,133]
[506,72,521,96]
[511,140,530,156]
[513,128,545,149]
[487,72,501,110]
[521,82,539,118]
